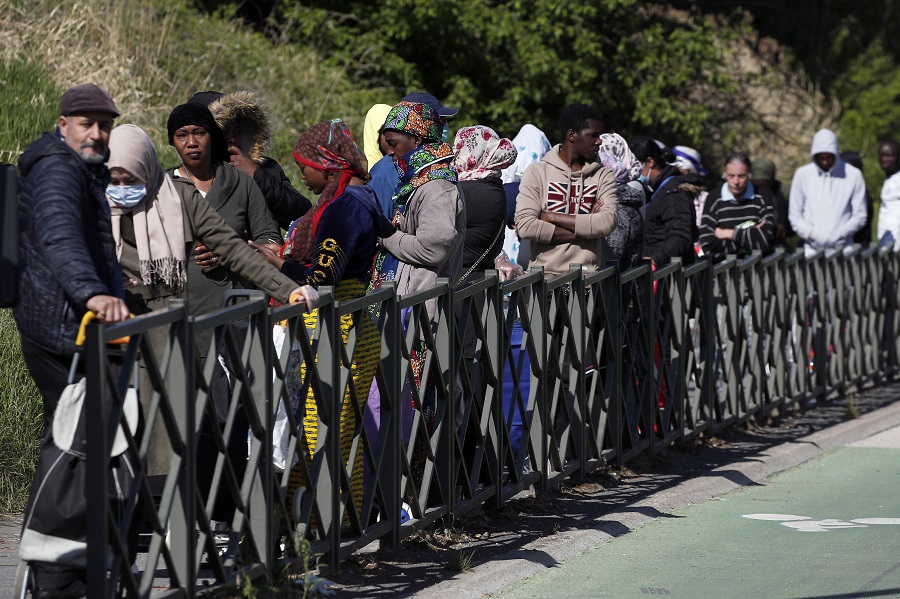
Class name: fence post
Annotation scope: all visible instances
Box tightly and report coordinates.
[311,288,341,567]
[378,282,402,550]
[167,298,196,591]
[435,278,456,515]
[85,320,108,596]
[568,265,587,479]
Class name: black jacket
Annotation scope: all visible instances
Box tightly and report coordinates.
[460,178,507,275]
[14,130,121,355]
[253,157,311,230]
[642,167,698,266]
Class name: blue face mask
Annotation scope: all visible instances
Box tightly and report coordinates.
[441,122,450,143]
[106,184,147,208]
[637,161,650,186]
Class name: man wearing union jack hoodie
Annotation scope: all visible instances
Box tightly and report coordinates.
[514,103,617,279]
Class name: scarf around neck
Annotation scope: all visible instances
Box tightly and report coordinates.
[392,142,457,202]
[106,124,186,296]
[367,142,458,295]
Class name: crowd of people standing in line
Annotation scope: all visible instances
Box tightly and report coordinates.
[11,80,900,597]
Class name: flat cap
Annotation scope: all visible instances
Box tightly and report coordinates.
[60,83,120,117]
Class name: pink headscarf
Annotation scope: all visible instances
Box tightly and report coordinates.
[452,125,517,181]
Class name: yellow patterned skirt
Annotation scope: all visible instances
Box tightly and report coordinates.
[284,279,380,525]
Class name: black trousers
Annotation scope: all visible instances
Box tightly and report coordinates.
[20,338,74,436]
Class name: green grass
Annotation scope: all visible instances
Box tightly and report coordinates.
[0,56,53,512]
[0,310,42,514]
[0,59,59,162]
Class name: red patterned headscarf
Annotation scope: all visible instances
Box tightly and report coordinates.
[289,119,369,265]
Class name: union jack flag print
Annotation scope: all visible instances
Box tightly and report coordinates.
[545,181,597,214]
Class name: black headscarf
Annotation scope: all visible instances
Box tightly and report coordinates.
[166,102,228,163]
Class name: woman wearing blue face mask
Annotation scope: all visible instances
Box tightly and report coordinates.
[630,137,700,268]
[106,124,308,314]
[105,124,316,493]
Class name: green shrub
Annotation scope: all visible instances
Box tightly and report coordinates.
[0,310,42,514]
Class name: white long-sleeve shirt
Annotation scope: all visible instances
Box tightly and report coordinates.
[788,159,867,251]
[878,171,900,249]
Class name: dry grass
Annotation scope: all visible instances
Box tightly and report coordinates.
[0,0,387,170]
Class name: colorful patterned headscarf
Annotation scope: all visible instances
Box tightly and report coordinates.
[598,133,642,182]
[381,101,443,142]
[289,119,369,265]
[452,125,518,181]
[368,102,458,296]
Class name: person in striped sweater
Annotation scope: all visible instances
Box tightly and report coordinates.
[699,151,775,262]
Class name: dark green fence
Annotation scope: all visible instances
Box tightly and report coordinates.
[82,246,898,597]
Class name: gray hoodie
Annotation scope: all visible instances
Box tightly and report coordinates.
[788,128,867,251]
[514,144,617,278]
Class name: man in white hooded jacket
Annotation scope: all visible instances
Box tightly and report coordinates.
[789,128,867,256]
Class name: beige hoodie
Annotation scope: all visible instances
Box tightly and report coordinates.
[514,144,617,278]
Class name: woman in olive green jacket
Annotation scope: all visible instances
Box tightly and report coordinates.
[105,124,316,480]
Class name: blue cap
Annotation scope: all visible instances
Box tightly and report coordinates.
[401,92,458,118]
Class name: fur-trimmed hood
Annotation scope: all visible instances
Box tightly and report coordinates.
[208,91,272,164]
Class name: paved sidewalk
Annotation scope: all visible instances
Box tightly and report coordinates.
[0,513,23,591]
[499,424,900,598]
[404,395,900,599]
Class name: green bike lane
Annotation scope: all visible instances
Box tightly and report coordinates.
[497,428,900,599]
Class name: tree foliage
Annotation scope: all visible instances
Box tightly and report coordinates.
[835,40,900,196]
[273,0,736,145]
[666,0,900,197]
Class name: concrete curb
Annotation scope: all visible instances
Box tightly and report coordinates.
[415,400,900,598]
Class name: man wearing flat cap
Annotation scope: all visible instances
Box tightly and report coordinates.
[14,82,129,597]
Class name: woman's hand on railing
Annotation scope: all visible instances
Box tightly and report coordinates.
[494,250,524,282]
[289,285,319,311]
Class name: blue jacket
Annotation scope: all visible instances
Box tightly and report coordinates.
[13,130,122,355]
[368,155,398,218]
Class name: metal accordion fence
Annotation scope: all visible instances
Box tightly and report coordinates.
[81,245,900,597]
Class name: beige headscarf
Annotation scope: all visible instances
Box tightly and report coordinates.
[107,124,186,295]
[363,103,392,172]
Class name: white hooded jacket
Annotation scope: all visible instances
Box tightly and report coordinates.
[788,128,867,252]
